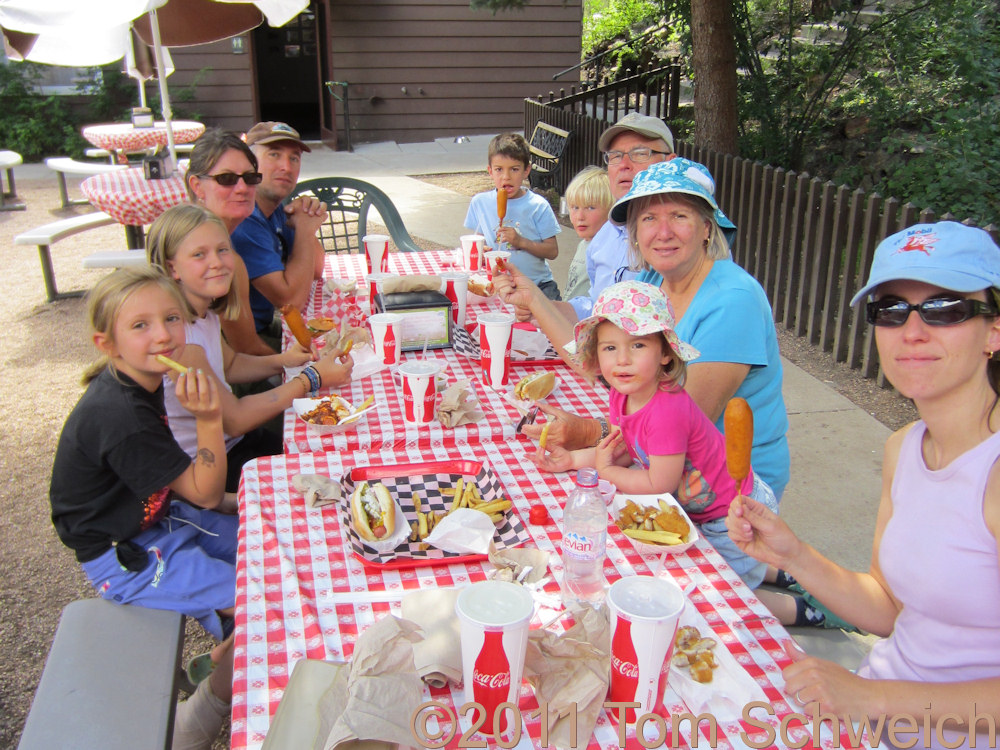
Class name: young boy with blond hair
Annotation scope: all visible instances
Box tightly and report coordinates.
[464,133,562,300]
[563,166,613,301]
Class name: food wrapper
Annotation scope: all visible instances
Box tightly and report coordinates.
[263,616,423,750]
[400,588,462,688]
[524,606,611,749]
[424,508,495,554]
[324,317,373,353]
[436,379,483,427]
[488,543,549,585]
[510,326,552,360]
[381,275,440,294]
[324,276,358,296]
[292,473,343,508]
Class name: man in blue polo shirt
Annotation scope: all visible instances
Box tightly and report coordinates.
[231,121,326,348]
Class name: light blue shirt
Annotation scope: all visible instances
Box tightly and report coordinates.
[638,260,790,500]
[568,221,638,320]
[464,189,560,286]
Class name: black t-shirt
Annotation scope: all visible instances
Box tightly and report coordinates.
[49,369,193,563]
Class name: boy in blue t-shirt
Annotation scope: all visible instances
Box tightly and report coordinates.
[464,133,562,300]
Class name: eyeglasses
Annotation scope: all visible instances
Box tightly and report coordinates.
[199,171,263,187]
[866,296,1000,327]
[603,147,671,165]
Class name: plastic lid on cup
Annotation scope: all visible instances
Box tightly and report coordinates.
[398,359,442,376]
[456,581,534,626]
[608,576,685,619]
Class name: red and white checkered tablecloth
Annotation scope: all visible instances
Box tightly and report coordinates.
[81,120,205,153]
[233,445,866,750]
[80,167,189,227]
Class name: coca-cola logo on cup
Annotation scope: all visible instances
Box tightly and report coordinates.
[472,669,511,690]
[611,654,639,680]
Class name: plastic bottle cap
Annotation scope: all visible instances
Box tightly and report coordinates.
[528,505,550,524]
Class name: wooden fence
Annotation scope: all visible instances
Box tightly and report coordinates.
[526,91,999,383]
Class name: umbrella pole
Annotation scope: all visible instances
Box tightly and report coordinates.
[148,9,178,175]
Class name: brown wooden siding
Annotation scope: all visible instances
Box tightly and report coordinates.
[327,0,582,144]
[169,38,256,132]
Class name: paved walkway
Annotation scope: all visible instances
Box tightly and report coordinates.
[19,136,887,662]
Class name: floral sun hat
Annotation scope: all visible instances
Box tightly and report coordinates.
[608,157,736,245]
[573,281,700,362]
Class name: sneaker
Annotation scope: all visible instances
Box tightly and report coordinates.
[791,592,861,632]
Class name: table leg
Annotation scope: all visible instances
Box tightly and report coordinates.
[125,225,145,250]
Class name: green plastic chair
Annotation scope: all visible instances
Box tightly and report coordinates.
[289,176,422,254]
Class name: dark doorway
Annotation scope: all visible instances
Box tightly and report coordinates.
[252,3,320,138]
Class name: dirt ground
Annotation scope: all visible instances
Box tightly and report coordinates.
[0,171,914,748]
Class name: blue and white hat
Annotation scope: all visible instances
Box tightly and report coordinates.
[609,158,736,244]
[850,222,1000,306]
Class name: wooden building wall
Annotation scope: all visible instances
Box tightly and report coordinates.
[169,38,257,133]
[327,0,582,144]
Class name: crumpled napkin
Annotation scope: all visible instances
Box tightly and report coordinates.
[510,326,553,360]
[292,474,343,508]
[400,588,462,688]
[324,276,358,296]
[488,544,549,585]
[424,508,495,554]
[382,275,440,294]
[324,317,372,353]
[435,379,483,427]
[524,606,611,749]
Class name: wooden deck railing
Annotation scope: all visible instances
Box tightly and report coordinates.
[525,95,999,383]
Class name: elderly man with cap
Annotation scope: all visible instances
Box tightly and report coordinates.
[230,121,327,348]
[494,112,674,352]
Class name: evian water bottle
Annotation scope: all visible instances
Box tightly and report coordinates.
[562,467,607,605]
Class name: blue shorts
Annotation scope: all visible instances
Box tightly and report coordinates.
[81,500,238,639]
[699,475,778,590]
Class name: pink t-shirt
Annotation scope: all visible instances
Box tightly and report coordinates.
[609,387,753,522]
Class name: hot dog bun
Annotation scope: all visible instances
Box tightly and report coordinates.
[514,371,556,401]
[351,481,396,541]
[468,274,494,297]
[724,398,753,483]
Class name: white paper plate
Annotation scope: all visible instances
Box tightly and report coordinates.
[293,396,367,434]
[610,493,698,554]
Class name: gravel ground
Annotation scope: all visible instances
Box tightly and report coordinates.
[0,171,914,747]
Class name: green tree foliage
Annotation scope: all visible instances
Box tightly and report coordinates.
[0,62,85,160]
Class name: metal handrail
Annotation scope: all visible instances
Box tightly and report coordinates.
[553,21,668,80]
[325,80,352,152]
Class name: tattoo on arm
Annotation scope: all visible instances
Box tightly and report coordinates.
[197,448,217,467]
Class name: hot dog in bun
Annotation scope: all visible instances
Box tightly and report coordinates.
[468,274,494,297]
[351,481,396,541]
[514,371,556,401]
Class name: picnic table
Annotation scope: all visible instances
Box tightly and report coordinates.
[82,120,205,163]
[79,165,189,248]
[231,249,874,750]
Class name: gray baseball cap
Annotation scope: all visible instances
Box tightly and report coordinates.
[598,112,675,153]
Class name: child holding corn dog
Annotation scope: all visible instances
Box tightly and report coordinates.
[148,204,354,491]
[531,281,777,587]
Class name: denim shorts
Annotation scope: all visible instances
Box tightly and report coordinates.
[698,475,778,589]
[81,500,238,639]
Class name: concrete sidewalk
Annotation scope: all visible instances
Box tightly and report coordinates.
[20,137,886,661]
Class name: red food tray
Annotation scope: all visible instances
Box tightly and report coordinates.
[339,459,530,569]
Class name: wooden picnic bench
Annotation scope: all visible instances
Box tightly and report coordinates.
[17,599,185,750]
[527,121,571,194]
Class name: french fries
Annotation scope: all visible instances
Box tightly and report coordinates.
[614,499,690,546]
[407,477,512,543]
[539,422,551,451]
[155,354,189,375]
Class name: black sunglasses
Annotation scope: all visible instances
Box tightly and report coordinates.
[199,171,263,187]
[866,296,1000,327]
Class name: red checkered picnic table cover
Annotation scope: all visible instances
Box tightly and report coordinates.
[232,444,870,750]
[80,166,188,227]
[81,120,205,153]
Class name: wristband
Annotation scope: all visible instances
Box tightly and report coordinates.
[594,416,610,446]
[301,366,321,395]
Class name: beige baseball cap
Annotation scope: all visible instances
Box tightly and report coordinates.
[598,112,674,153]
[245,121,311,152]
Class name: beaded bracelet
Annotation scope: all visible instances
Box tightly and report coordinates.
[301,365,321,394]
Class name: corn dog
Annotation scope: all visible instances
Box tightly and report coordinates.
[155,354,188,375]
[724,398,753,484]
[280,304,313,349]
[497,187,508,225]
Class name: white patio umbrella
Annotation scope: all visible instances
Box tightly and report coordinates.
[0,0,308,164]
[125,28,174,109]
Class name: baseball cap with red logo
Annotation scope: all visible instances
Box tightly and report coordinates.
[850,222,1000,305]
[245,121,311,152]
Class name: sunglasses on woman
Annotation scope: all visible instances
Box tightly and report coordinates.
[866,295,1000,327]
[199,171,263,187]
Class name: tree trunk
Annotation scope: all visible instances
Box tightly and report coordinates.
[691,0,739,155]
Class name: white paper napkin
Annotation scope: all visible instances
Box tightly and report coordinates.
[424,508,495,554]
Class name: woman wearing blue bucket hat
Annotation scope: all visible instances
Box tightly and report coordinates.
[728,222,1000,748]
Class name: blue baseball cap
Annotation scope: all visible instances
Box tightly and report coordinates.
[850,222,1000,306]
[609,158,736,244]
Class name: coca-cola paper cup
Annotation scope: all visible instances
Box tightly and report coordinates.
[607,576,685,724]
[478,312,514,388]
[365,272,397,315]
[362,233,390,274]
[397,359,442,424]
[456,581,534,737]
[460,234,485,272]
[439,271,469,328]
[369,312,402,366]
[483,250,511,281]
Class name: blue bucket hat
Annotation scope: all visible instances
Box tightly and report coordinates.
[850,222,1000,306]
[609,158,737,245]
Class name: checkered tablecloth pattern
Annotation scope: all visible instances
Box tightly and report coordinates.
[80,167,189,226]
[233,445,866,750]
[81,120,205,153]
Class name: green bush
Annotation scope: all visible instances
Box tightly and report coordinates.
[0,62,86,160]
